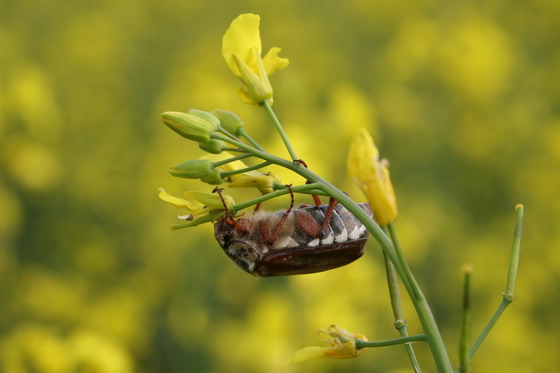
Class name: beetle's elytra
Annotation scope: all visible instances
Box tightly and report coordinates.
[214,203,371,277]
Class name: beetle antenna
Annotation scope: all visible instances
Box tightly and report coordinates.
[212,187,246,233]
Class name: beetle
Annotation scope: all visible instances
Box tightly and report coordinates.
[214,202,371,277]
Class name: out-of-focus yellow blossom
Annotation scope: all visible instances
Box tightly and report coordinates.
[347,128,397,226]
[289,325,367,363]
[158,188,234,221]
[228,174,278,194]
[222,13,289,105]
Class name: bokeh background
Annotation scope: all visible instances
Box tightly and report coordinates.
[1,0,559,372]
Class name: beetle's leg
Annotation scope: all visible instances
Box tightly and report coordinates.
[319,197,339,237]
[267,184,295,244]
[253,202,262,215]
[306,180,323,206]
[295,159,322,206]
[213,187,247,233]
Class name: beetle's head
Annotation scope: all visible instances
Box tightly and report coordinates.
[214,219,261,275]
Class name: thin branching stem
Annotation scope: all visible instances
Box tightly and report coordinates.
[468,205,524,360]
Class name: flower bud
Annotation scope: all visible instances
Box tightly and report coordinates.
[161,111,214,143]
[199,139,227,154]
[234,52,272,105]
[212,109,245,135]
[200,169,224,185]
[187,109,220,130]
[169,159,215,179]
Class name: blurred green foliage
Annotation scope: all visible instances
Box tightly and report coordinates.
[1,0,559,372]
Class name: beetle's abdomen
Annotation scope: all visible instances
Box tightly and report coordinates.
[214,203,371,276]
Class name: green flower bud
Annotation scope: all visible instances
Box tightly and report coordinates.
[187,109,220,130]
[212,109,245,135]
[170,159,214,179]
[200,169,224,185]
[161,111,214,143]
[199,139,227,154]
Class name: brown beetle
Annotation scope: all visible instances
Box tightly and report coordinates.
[214,202,371,276]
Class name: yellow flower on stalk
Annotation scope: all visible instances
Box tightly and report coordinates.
[347,128,398,226]
[289,325,367,364]
[158,188,234,221]
[222,13,289,105]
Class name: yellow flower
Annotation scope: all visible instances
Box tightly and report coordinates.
[347,128,397,226]
[158,188,234,221]
[289,325,367,364]
[222,13,289,105]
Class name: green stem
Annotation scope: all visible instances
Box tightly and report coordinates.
[355,334,427,349]
[220,161,271,178]
[468,204,524,360]
[385,225,422,373]
[210,131,453,372]
[232,183,326,213]
[261,100,299,161]
[212,153,253,167]
[238,128,265,151]
[458,265,472,373]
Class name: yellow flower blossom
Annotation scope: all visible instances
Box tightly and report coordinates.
[222,13,289,105]
[158,188,234,221]
[289,325,367,364]
[347,128,398,226]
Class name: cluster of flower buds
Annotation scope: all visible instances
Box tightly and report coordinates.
[159,108,283,225]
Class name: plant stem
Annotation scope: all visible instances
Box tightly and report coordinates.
[231,183,326,213]
[212,153,253,167]
[355,334,427,349]
[468,204,524,360]
[261,100,299,161]
[238,128,265,151]
[458,265,472,373]
[210,131,453,372]
[220,161,271,178]
[385,225,422,373]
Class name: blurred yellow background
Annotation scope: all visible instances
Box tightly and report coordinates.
[1,0,559,372]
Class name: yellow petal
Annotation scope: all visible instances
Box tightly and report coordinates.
[222,13,262,77]
[288,346,330,364]
[183,191,235,210]
[324,342,360,359]
[263,47,290,75]
[347,128,397,226]
[158,188,197,210]
[347,128,379,186]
